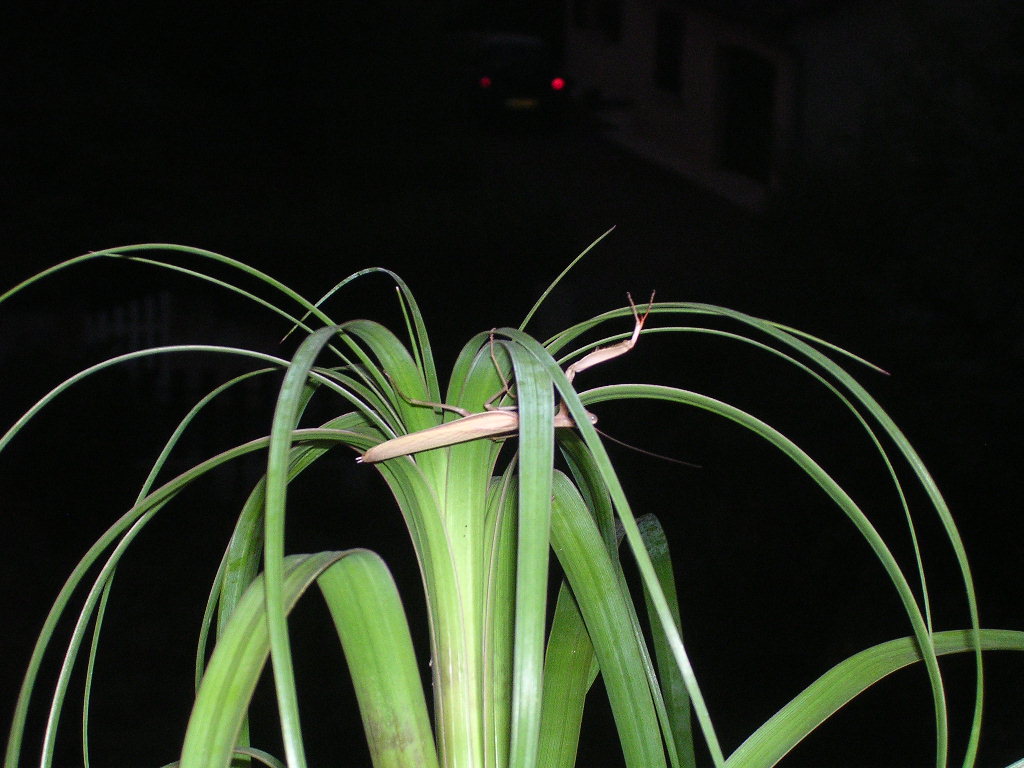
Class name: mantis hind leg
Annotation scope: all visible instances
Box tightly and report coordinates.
[483,330,517,411]
[386,372,474,418]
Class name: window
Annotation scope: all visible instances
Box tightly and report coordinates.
[653,8,683,94]
[573,0,622,42]
[572,0,591,29]
[716,45,776,181]
[597,0,622,42]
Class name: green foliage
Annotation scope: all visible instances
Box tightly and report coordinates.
[3,242,1021,768]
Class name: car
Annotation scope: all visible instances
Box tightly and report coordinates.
[462,33,571,120]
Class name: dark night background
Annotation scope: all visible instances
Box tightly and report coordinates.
[2,2,1021,766]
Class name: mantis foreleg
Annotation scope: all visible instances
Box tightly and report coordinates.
[564,291,653,384]
[358,293,652,463]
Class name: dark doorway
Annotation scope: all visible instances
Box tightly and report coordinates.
[653,8,684,94]
[716,45,776,181]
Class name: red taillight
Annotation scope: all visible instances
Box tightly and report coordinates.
[479,76,492,89]
[550,77,566,91]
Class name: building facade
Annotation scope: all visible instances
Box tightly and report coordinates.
[565,0,906,209]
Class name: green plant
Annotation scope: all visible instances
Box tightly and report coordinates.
[3,240,1021,768]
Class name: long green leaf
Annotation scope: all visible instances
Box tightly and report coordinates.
[502,337,555,768]
[317,549,439,768]
[4,427,366,768]
[657,301,983,764]
[542,345,722,765]
[519,227,616,332]
[727,629,1024,768]
[637,515,696,768]
[581,382,944,765]
[549,471,668,768]
[263,326,346,768]
[179,552,343,767]
[482,471,518,768]
[537,583,599,768]
[0,244,335,332]
[85,369,282,766]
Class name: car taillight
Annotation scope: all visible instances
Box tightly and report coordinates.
[479,76,492,89]
[550,77,566,91]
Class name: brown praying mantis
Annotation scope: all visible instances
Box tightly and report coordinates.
[357,293,654,463]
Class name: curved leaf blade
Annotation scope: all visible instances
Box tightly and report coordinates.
[317,549,439,768]
[727,629,1024,768]
[549,471,668,768]
[180,552,345,767]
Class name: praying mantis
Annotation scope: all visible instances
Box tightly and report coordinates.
[357,293,654,463]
